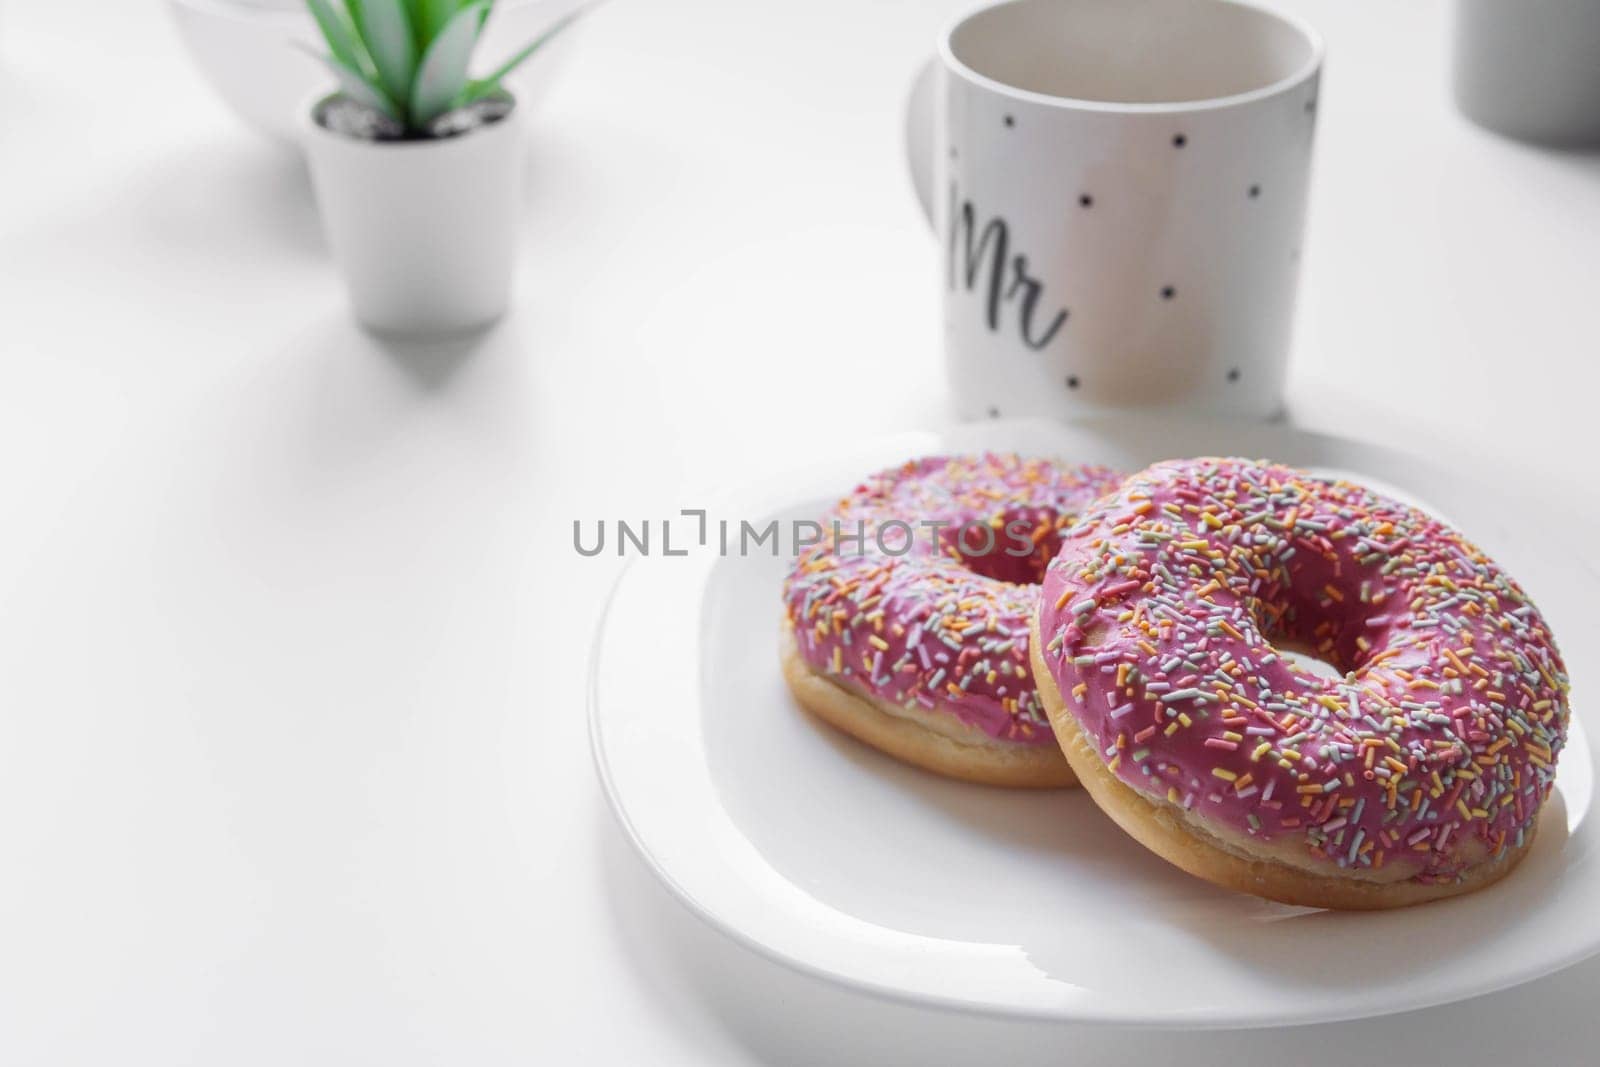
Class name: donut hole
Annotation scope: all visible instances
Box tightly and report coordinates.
[943,513,1067,586]
[1253,586,1388,680]
[1275,642,1349,684]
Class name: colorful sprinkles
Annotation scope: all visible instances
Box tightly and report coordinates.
[783,455,1123,745]
[1037,458,1572,881]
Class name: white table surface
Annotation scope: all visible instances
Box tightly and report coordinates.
[2,0,1598,1063]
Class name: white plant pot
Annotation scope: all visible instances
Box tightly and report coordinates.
[302,98,525,337]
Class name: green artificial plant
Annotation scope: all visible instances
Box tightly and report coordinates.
[305,1,587,133]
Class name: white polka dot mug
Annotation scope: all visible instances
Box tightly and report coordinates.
[906,0,1323,421]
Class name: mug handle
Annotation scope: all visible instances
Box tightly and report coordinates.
[905,55,939,229]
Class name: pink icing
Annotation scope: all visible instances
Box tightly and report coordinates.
[1037,458,1571,880]
[784,455,1124,745]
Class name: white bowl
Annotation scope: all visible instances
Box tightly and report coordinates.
[169,0,581,144]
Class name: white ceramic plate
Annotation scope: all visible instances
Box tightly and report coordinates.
[590,416,1600,1028]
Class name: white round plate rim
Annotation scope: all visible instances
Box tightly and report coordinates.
[590,415,1600,1028]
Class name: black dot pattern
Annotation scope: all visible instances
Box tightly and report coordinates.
[941,106,1310,386]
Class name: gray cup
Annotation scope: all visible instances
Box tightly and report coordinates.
[1453,0,1600,146]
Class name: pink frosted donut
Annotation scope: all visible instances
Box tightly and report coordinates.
[781,454,1124,788]
[1031,457,1572,907]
